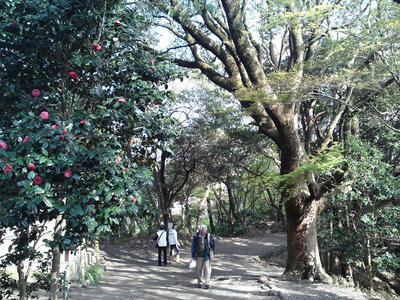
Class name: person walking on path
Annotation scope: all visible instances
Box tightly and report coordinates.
[154,225,168,266]
[168,223,180,263]
[191,224,215,289]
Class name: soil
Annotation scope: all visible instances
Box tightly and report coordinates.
[68,230,370,300]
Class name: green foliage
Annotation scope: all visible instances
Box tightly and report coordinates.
[84,264,105,285]
[319,137,400,277]
[0,270,17,300]
[0,0,179,296]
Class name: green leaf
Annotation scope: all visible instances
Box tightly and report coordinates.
[43,198,53,207]
[41,147,48,157]
[34,187,45,194]
[27,171,36,180]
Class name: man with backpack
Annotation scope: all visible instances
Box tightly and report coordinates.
[191,224,215,289]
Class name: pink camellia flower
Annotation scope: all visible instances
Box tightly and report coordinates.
[114,156,122,163]
[64,169,72,178]
[149,68,154,72]
[28,163,37,171]
[129,139,134,145]
[0,142,8,150]
[51,124,60,129]
[63,129,68,134]
[11,19,17,25]
[60,135,65,140]
[3,164,13,174]
[33,175,43,185]
[23,136,29,143]
[92,43,102,51]
[114,20,122,26]
[150,59,155,65]
[32,89,41,97]
[80,120,86,125]
[118,98,126,103]
[132,198,137,204]
[40,111,49,121]
[68,71,78,79]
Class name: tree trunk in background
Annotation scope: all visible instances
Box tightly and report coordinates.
[185,199,192,234]
[17,260,27,300]
[206,196,215,233]
[49,215,63,300]
[129,216,136,237]
[225,180,241,224]
[195,185,210,230]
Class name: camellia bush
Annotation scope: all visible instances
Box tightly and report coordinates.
[0,0,179,298]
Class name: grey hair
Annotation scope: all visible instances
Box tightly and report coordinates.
[199,225,207,231]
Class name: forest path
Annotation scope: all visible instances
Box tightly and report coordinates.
[68,231,368,300]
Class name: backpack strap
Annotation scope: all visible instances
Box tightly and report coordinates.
[157,231,165,245]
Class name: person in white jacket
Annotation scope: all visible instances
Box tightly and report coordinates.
[155,225,168,266]
[168,223,180,263]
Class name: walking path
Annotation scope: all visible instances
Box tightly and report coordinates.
[68,231,369,300]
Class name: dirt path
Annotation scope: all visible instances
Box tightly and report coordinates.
[68,232,369,300]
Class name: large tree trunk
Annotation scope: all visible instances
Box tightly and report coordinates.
[279,123,331,282]
[283,196,331,282]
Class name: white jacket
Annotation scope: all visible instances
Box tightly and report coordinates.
[168,229,179,246]
[156,230,168,247]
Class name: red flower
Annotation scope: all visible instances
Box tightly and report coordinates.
[11,19,17,25]
[64,169,72,178]
[80,120,86,125]
[60,135,65,140]
[114,20,122,26]
[32,89,41,97]
[132,198,137,204]
[114,156,122,163]
[1,158,6,162]
[129,139,134,145]
[28,163,37,171]
[118,98,126,103]
[3,164,13,174]
[139,159,146,166]
[149,68,154,72]
[150,59,155,65]
[40,111,49,121]
[0,142,8,150]
[51,124,60,129]
[92,43,102,51]
[63,129,68,134]
[68,71,78,79]
[23,136,29,143]
[33,175,43,185]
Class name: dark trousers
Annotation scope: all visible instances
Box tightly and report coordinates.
[158,246,167,265]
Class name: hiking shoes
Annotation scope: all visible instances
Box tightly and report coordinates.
[205,285,210,289]
[197,284,202,288]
